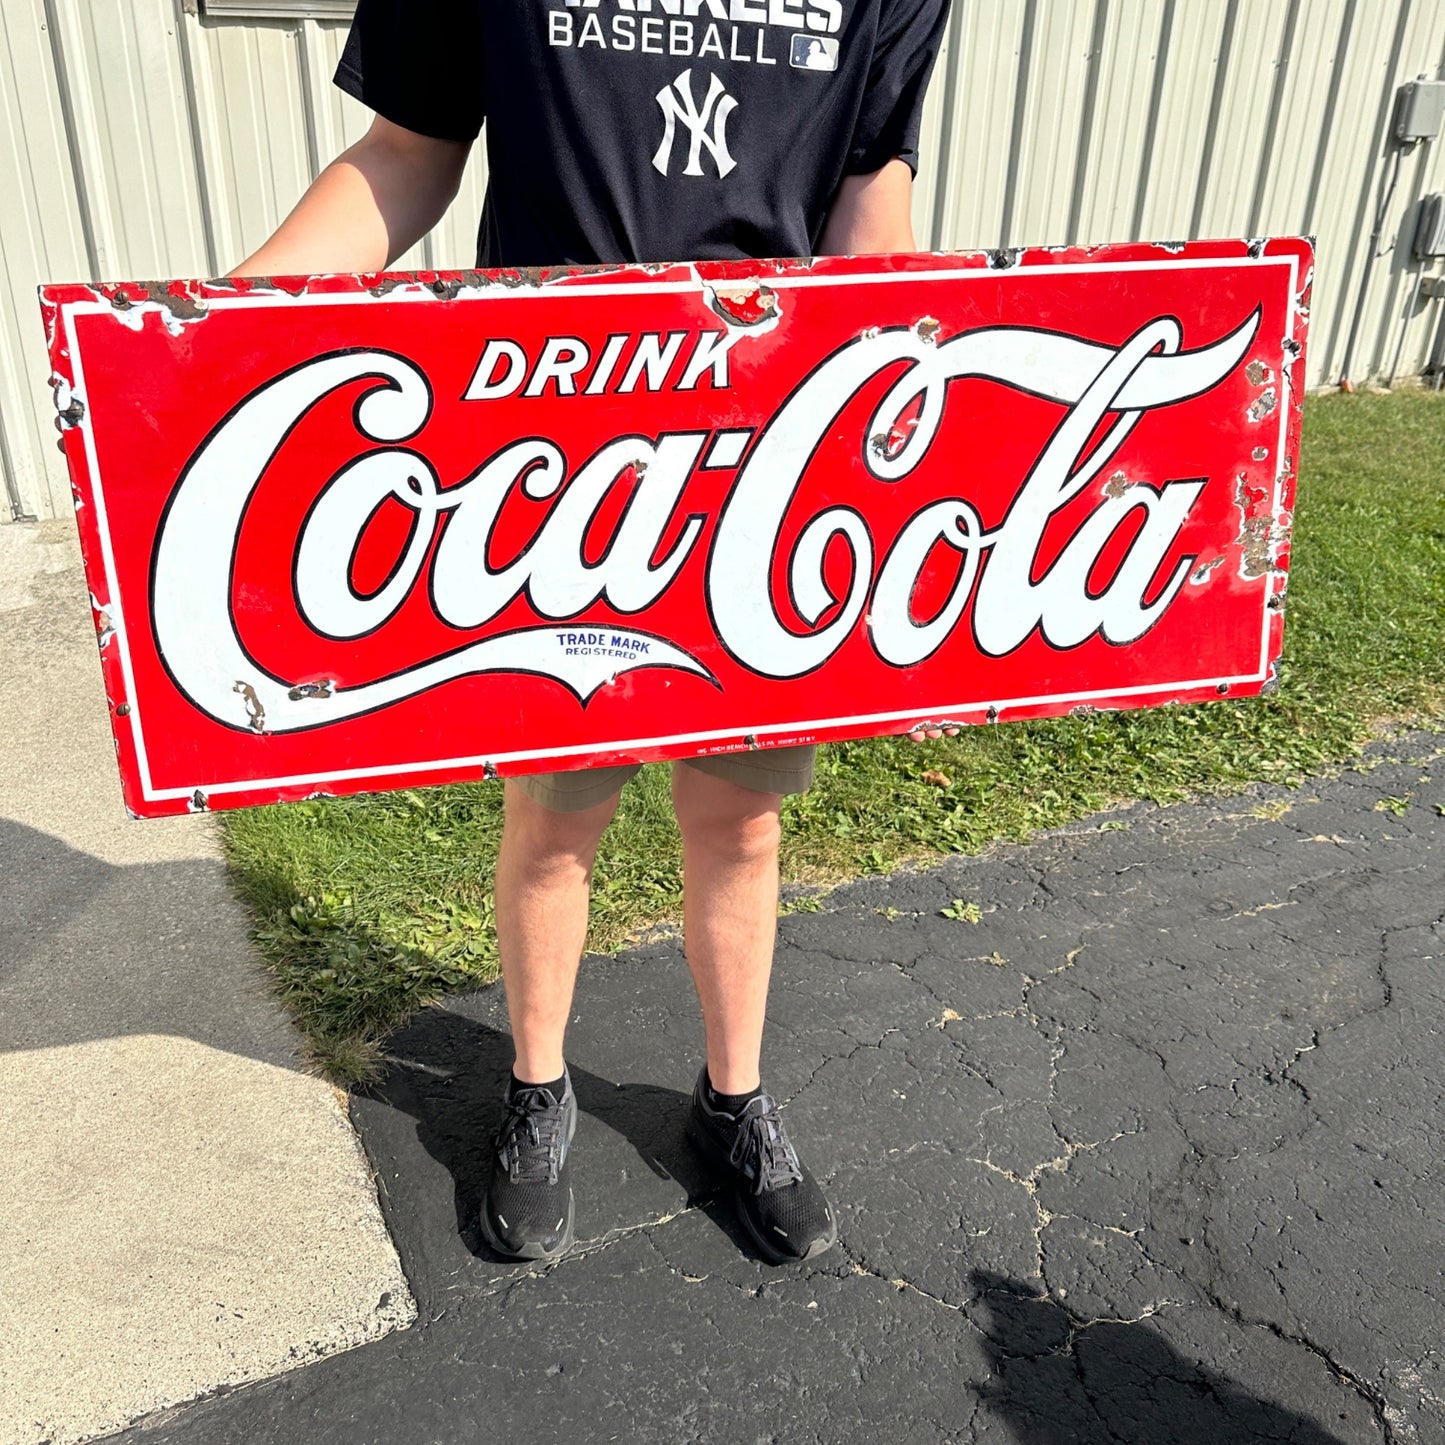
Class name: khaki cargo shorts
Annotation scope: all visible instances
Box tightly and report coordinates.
[510,745,816,814]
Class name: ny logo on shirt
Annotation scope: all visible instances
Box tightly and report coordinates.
[653,70,738,179]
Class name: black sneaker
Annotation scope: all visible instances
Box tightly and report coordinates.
[685,1067,838,1264]
[478,1070,577,1261]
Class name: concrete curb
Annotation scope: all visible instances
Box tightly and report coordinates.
[0,522,416,1445]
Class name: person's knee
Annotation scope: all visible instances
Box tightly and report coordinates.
[502,781,618,871]
[674,774,782,866]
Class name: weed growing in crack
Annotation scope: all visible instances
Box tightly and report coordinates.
[941,899,984,923]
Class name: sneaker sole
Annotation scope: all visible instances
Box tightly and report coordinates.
[478,1097,578,1262]
[685,1105,839,1267]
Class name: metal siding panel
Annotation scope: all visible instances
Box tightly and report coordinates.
[1072,0,1169,244]
[1250,0,1351,234]
[936,0,1030,249]
[1308,0,1445,384]
[189,19,313,269]
[1008,0,1098,246]
[1137,0,1233,239]
[0,0,90,521]
[173,5,234,275]
[1191,1,1295,237]
[1359,5,1445,382]
[61,0,209,277]
[1299,0,1409,379]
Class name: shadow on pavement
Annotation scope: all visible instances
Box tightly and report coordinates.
[0,810,759,1262]
[0,816,303,1066]
[358,1001,762,1267]
[970,1269,1354,1445]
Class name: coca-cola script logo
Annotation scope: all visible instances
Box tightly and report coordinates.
[150,309,1259,736]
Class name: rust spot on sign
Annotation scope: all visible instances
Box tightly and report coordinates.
[153,283,207,323]
[1248,388,1277,423]
[233,680,267,734]
[288,680,334,701]
[99,280,209,329]
[1244,360,1273,386]
[1237,516,1273,578]
[708,283,778,328]
[870,419,916,460]
[370,276,413,300]
[496,266,552,289]
[1104,470,1130,499]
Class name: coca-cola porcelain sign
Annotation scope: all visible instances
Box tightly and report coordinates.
[40,241,1310,818]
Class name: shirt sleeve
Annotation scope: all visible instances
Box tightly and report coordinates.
[335,0,486,144]
[847,0,950,176]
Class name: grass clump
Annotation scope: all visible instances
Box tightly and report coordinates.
[220,390,1445,1080]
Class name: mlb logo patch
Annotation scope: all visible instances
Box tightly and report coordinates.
[790,35,839,72]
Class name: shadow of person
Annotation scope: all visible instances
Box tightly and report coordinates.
[354,999,760,1271]
[0,806,775,1272]
[969,1269,1355,1445]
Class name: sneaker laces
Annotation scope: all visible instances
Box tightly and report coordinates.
[498,1086,566,1184]
[727,1096,804,1195]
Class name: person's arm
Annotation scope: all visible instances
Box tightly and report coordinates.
[227,115,470,278]
[817,159,917,257]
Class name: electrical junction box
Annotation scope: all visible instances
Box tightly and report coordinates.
[1415,194,1445,259]
[1395,78,1445,142]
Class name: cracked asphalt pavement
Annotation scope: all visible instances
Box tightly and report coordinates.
[112,735,1443,1444]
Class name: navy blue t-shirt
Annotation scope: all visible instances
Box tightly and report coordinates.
[336,0,949,268]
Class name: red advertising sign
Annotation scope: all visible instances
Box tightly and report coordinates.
[40,240,1310,818]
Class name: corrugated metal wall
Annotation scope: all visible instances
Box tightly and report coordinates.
[3,0,1443,522]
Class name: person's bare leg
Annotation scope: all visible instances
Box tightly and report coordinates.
[494,782,618,1083]
[671,764,783,1095]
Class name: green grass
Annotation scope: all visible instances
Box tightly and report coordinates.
[221,390,1445,1081]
